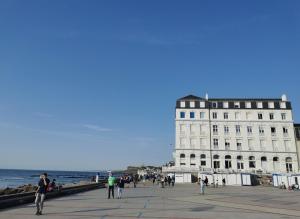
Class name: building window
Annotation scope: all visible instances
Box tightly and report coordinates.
[261,156,267,170]
[286,157,293,173]
[281,113,286,120]
[200,101,205,108]
[247,126,252,135]
[180,101,185,108]
[258,113,263,120]
[237,140,242,150]
[225,140,230,150]
[180,112,185,118]
[249,156,256,168]
[223,102,229,108]
[245,102,251,108]
[213,139,219,149]
[234,102,240,108]
[200,112,205,119]
[224,126,229,134]
[280,102,286,109]
[190,101,195,108]
[268,102,274,108]
[190,112,195,119]
[225,155,232,169]
[180,153,186,166]
[236,125,241,134]
[212,112,218,119]
[271,127,276,135]
[257,102,263,108]
[212,102,218,108]
[190,154,196,166]
[224,112,229,119]
[269,113,274,120]
[237,156,244,169]
[200,154,206,166]
[283,127,288,136]
[259,126,264,135]
[213,155,220,169]
[213,125,218,135]
[273,157,279,171]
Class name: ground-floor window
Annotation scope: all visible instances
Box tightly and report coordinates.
[237,155,244,169]
[249,156,256,168]
[286,157,293,172]
[213,155,220,169]
[225,155,232,169]
[200,154,206,167]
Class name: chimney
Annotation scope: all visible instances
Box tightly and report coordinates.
[205,93,209,100]
[281,94,287,102]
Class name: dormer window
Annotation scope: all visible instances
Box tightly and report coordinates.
[245,102,251,108]
[268,102,274,108]
[280,102,286,109]
[257,102,263,109]
[234,102,240,108]
[200,101,205,108]
[212,102,218,108]
[180,101,185,108]
[223,102,229,108]
[190,101,195,108]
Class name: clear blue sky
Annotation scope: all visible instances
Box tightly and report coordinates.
[0,0,299,171]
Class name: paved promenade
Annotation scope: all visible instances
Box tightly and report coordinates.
[1,183,300,219]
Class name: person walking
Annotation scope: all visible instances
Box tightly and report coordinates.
[222,178,226,187]
[204,176,208,186]
[167,176,171,187]
[35,174,48,215]
[199,177,205,195]
[117,176,125,199]
[107,173,115,199]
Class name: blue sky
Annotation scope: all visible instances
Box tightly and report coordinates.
[0,0,299,170]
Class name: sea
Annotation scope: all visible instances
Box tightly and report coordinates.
[0,169,111,189]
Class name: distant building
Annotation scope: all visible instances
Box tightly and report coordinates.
[294,124,300,169]
[163,94,298,182]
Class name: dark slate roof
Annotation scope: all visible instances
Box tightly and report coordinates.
[177,95,282,102]
[295,124,300,127]
[177,95,204,101]
[176,94,292,110]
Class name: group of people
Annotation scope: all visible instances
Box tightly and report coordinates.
[107,173,126,199]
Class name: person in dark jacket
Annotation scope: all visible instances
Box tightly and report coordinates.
[117,176,125,199]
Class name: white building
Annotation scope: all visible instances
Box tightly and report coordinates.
[164,94,298,182]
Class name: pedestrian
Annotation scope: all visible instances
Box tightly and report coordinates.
[222,178,226,187]
[168,176,171,187]
[204,176,208,186]
[35,174,48,215]
[171,175,175,187]
[199,177,205,195]
[107,173,115,199]
[152,177,156,185]
[117,176,125,199]
[96,172,100,183]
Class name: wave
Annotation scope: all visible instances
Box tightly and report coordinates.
[0,177,25,181]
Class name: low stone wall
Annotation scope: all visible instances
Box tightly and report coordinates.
[0,181,106,210]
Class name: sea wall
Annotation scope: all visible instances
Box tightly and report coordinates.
[0,181,106,210]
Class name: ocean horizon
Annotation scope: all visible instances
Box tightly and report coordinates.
[0,169,122,189]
